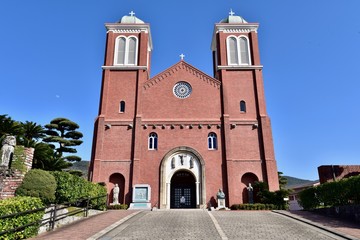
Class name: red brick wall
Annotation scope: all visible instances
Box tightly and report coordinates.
[89,18,280,208]
[318,165,360,184]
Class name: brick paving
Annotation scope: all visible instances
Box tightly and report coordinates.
[30,210,359,240]
[98,210,348,240]
[31,210,138,240]
[282,210,360,239]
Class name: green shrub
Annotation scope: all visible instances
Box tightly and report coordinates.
[15,169,57,204]
[230,203,277,210]
[51,171,107,209]
[107,204,128,210]
[0,196,44,239]
[299,175,360,210]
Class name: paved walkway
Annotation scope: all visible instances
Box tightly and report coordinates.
[276,210,360,240]
[32,210,138,240]
[31,210,359,240]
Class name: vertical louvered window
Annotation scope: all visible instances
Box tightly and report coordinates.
[116,37,126,65]
[228,37,239,65]
[240,37,250,64]
[128,37,137,65]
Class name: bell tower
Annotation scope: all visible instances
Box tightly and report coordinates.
[89,11,152,202]
[212,10,279,204]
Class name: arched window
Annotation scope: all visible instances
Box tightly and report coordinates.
[208,133,217,150]
[148,132,158,150]
[226,36,251,65]
[240,100,246,112]
[239,37,250,64]
[120,101,125,113]
[114,36,138,66]
[228,37,239,65]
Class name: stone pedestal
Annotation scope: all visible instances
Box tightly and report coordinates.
[128,184,152,210]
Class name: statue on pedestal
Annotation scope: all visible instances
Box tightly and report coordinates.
[247,183,254,204]
[216,188,226,209]
[0,136,16,169]
[112,183,120,205]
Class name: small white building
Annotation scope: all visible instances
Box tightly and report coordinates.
[287,181,319,211]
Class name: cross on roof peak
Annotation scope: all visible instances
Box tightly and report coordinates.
[229,9,235,16]
[179,53,185,60]
[129,11,135,17]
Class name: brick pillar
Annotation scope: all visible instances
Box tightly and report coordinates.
[0,147,34,200]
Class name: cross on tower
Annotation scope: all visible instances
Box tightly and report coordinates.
[180,53,185,60]
[129,11,135,16]
[229,9,235,16]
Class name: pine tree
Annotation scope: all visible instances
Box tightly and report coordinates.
[43,118,83,164]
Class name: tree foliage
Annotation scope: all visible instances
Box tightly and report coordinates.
[1,114,84,172]
[251,173,291,210]
[18,121,45,147]
[0,114,22,143]
[43,118,83,164]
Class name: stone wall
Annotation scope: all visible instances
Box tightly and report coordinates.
[313,205,360,224]
[0,147,34,200]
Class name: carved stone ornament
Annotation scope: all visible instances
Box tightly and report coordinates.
[0,135,16,168]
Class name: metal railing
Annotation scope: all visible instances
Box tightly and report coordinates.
[0,194,107,237]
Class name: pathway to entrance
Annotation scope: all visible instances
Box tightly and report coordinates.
[32,210,359,240]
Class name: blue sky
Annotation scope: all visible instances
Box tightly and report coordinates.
[1,0,359,180]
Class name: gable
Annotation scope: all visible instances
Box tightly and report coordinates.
[143,61,221,90]
[141,61,222,121]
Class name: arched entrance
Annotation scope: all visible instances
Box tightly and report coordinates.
[170,170,196,208]
[159,146,206,209]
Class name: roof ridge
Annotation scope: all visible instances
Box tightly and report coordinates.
[143,61,221,90]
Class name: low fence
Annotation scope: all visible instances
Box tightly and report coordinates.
[0,194,107,238]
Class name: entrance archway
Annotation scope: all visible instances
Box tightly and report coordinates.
[170,170,196,208]
[159,146,206,209]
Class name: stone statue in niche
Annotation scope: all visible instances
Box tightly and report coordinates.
[179,155,184,165]
[216,188,226,209]
[171,157,175,169]
[189,157,193,169]
[0,135,16,168]
[247,183,254,204]
[112,183,120,205]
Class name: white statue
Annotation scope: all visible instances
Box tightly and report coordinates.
[1,136,16,168]
[112,183,120,204]
[247,183,254,204]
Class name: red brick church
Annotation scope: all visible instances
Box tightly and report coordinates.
[89,10,279,209]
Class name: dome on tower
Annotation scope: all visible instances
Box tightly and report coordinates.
[220,9,247,23]
[118,11,145,24]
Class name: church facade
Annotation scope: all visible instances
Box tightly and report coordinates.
[89,11,279,209]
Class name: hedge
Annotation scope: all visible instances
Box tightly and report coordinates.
[51,171,107,209]
[15,169,57,204]
[0,196,44,239]
[231,203,278,210]
[107,204,128,210]
[299,175,360,210]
